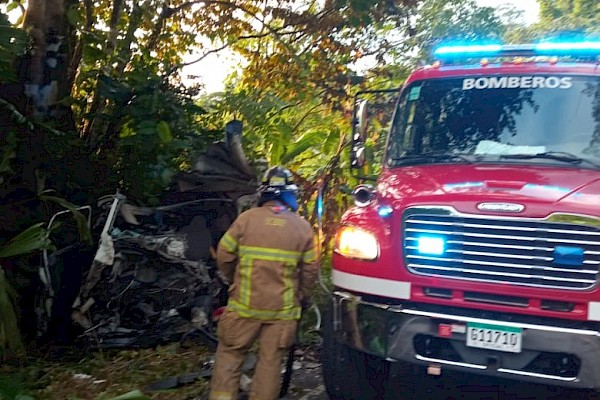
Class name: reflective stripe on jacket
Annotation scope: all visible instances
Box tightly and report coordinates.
[216,201,318,320]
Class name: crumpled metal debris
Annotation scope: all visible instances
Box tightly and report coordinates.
[38,121,260,349]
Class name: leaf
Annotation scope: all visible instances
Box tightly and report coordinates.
[156,121,173,143]
[137,120,157,136]
[66,5,83,27]
[0,147,15,173]
[6,2,19,13]
[0,223,53,259]
[281,131,322,164]
[0,268,23,358]
[269,140,283,165]
[160,167,175,185]
[107,389,150,400]
[82,45,106,63]
[97,75,130,101]
[0,25,28,49]
[0,98,32,127]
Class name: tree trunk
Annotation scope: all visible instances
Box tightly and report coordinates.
[22,0,69,121]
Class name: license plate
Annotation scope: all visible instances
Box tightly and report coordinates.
[466,322,522,353]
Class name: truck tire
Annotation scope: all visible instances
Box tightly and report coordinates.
[321,305,391,400]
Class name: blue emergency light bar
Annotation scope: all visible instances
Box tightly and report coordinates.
[433,40,600,59]
[434,44,503,57]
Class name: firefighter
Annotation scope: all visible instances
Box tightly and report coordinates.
[208,166,318,400]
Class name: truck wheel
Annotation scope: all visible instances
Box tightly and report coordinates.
[321,306,391,400]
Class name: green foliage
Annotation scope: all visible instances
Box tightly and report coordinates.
[387,0,507,64]
[0,223,54,359]
[0,267,23,359]
[0,373,35,400]
[536,0,600,34]
[0,129,18,185]
[72,55,210,204]
[108,80,208,204]
[106,390,150,400]
[1,344,212,398]
[0,223,53,259]
[0,12,28,83]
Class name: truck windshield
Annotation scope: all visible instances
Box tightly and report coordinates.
[386,75,600,168]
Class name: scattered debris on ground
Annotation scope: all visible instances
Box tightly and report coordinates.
[0,343,213,399]
[0,342,325,400]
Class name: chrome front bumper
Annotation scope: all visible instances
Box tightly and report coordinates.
[331,290,600,389]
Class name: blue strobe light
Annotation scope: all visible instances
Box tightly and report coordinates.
[535,41,600,55]
[417,236,446,256]
[433,40,600,60]
[433,44,503,57]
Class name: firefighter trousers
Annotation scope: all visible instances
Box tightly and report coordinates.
[209,309,298,400]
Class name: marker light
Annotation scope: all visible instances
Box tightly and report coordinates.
[553,246,584,266]
[317,188,323,218]
[417,236,446,256]
[335,226,379,260]
[378,205,393,217]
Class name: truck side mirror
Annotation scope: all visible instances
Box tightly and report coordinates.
[351,100,369,169]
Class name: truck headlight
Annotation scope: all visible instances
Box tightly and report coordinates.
[334,226,379,260]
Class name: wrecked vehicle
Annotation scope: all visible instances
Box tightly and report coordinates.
[39,121,259,348]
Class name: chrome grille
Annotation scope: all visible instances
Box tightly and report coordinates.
[403,208,600,290]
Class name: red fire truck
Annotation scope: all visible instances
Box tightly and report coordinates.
[322,41,600,399]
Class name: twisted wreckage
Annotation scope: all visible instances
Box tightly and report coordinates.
[40,121,259,348]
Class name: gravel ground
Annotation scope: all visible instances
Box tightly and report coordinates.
[279,348,328,400]
[279,350,600,400]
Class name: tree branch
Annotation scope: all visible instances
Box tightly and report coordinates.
[291,102,325,133]
[178,42,230,68]
[68,0,94,90]
[116,2,143,74]
[106,0,125,53]
[147,0,170,50]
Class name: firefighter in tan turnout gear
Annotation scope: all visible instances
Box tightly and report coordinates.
[209,166,318,400]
